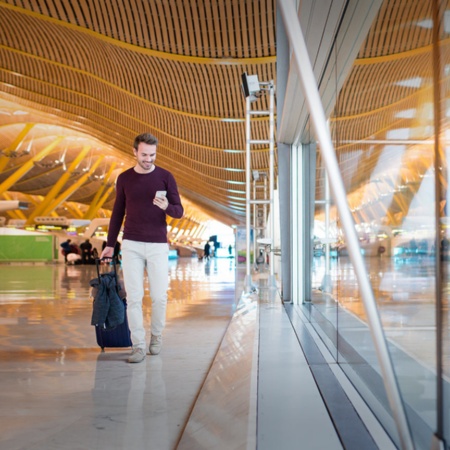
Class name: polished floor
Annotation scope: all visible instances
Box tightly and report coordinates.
[311,254,444,373]
[0,256,397,450]
[310,254,449,449]
[0,258,238,450]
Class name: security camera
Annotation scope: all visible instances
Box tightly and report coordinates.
[241,72,262,101]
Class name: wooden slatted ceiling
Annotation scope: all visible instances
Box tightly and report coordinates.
[0,0,276,226]
[0,78,271,159]
[7,0,276,58]
[316,0,437,222]
[339,55,433,118]
[1,6,274,123]
[360,0,432,57]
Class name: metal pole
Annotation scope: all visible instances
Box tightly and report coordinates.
[253,178,257,268]
[325,172,330,271]
[321,172,332,292]
[277,1,414,449]
[431,1,445,448]
[269,83,276,286]
[263,175,268,233]
[245,96,253,292]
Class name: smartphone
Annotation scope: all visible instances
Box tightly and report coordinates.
[155,190,167,198]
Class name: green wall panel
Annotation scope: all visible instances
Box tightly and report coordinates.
[0,235,55,261]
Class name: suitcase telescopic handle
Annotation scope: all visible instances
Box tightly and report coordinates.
[95,257,118,281]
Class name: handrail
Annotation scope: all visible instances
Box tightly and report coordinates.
[277,1,414,449]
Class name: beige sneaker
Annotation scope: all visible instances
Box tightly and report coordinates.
[149,335,162,355]
[128,347,146,363]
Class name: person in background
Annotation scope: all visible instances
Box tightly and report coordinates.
[60,238,72,263]
[203,241,211,261]
[69,242,80,256]
[100,132,184,363]
[66,252,82,265]
[80,238,93,264]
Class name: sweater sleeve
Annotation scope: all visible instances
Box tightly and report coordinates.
[106,176,126,247]
[165,172,184,219]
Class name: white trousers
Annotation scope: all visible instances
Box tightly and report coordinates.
[121,240,169,349]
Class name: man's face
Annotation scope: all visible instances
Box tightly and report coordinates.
[134,143,157,173]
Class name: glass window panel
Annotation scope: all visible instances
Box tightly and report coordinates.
[439,1,450,446]
[310,0,439,447]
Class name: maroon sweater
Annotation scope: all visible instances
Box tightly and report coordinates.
[106,166,184,246]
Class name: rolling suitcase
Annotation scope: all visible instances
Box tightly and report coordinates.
[90,258,132,351]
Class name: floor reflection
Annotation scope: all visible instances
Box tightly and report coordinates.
[0,257,236,450]
[311,255,441,372]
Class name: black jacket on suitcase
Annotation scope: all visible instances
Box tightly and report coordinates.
[91,271,125,329]
[90,259,132,350]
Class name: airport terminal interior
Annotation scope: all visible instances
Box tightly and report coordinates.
[1,0,449,449]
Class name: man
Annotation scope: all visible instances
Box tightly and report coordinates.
[80,238,93,264]
[100,133,184,363]
[203,241,210,260]
[60,238,72,262]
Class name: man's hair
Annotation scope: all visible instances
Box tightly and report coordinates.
[133,133,158,150]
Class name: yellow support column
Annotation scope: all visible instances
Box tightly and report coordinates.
[24,194,41,209]
[84,184,115,220]
[193,224,207,239]
[40,156,105,217]
[169,217,181,236]
[189,224,200,238]
[83,162,117,220]
[65,203,84,219]
[181,220,193,241]
[0,123,35,173]
[0,137,64,197]
[174,217,189,240]
[185,219,197,235]
[0,157,9,174]
[166,218,177,242]
[26,145,92,224]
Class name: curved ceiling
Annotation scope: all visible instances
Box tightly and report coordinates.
[278,0,445,230]
[0,0,276,228]
[323,0,441,228]
[1,0,444,236]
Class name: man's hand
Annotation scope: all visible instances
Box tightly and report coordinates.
[153,196,168,211]
[100,245,114,260]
